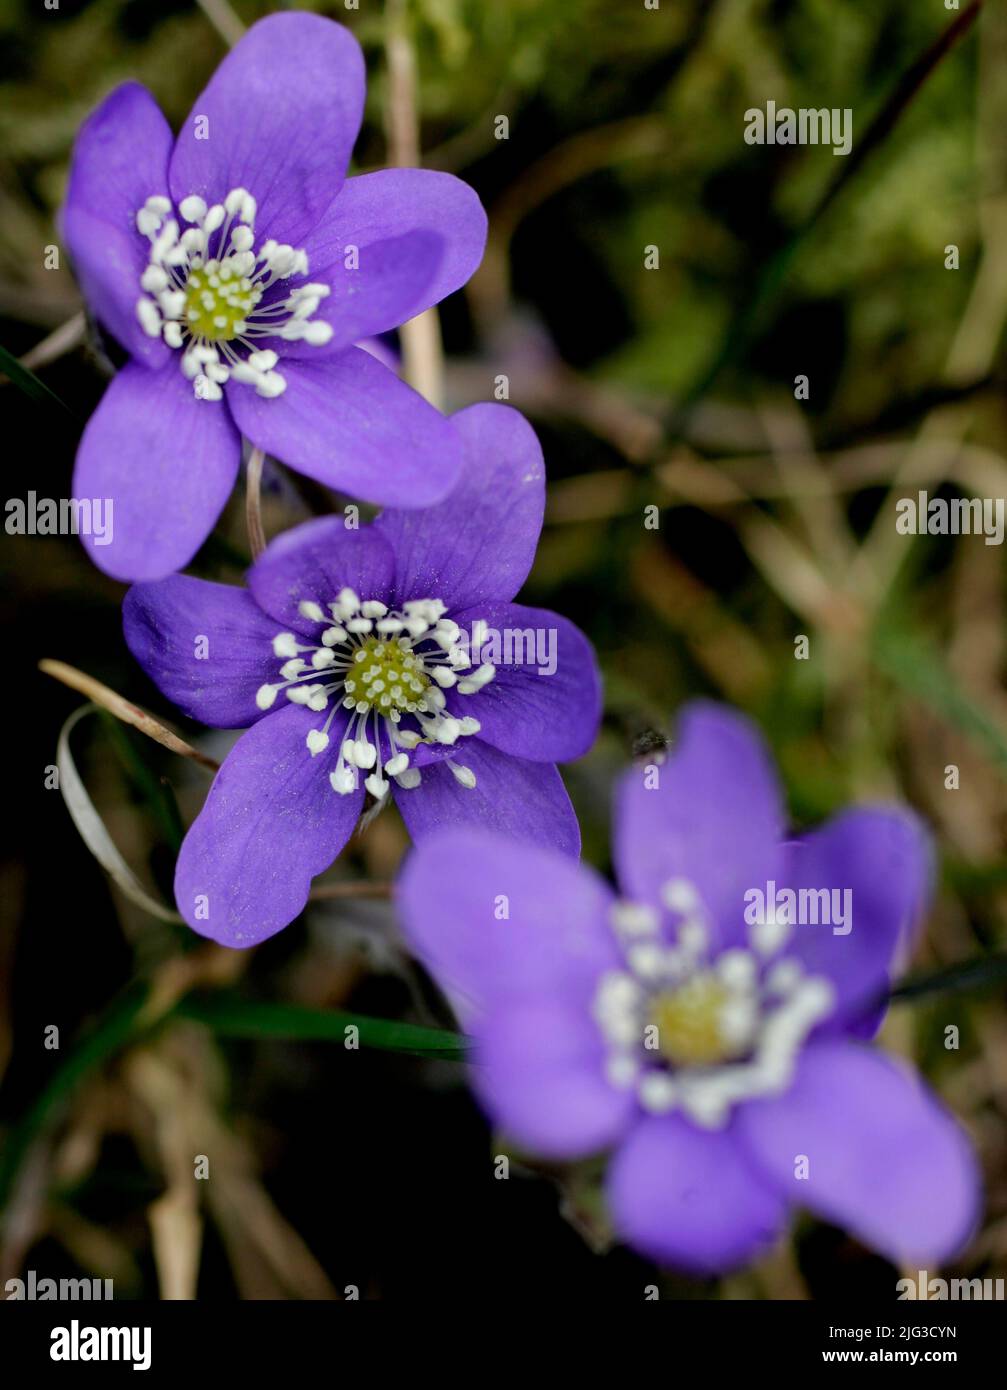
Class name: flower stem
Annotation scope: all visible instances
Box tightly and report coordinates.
[384,0,445,410]
[194,0,245,49]
[11,311,85,374]
[38,659,220,771]
[245,445,267,561]
[308,880,393,901]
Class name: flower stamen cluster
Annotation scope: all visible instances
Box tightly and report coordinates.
[134,187,333,399]
[255,589,494,801]
[594,877,835,1128]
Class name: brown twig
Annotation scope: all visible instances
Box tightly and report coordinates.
[39,660,220,772]
[384,0,445,409]
[194,0,245,48]
[245,446,267,561]
[6,311,86,377]
[307,880,394,902]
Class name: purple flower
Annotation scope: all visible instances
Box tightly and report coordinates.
[123,403,601,947]
[62,12,486,582]
[397,704,981,1274]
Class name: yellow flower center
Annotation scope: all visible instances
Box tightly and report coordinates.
[184,264,261,342]
[649,973,748,1068]
[343,636,432,717]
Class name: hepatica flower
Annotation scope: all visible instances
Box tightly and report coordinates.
[124,404,600,947]
[63,12,486,581]
[398,704,980,1274]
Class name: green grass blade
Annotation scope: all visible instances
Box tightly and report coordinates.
[872,625,1007,770]
[891,953,1007,1002]
[0,341,73,415]
[177,993,469,1060]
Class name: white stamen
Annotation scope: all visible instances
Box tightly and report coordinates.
[661,878,701,914]
[330,767,357,795]
[354,740,376,770]
[133,185,333,399]
[606,1053,641,1090]
[638,1072,678,1114]
[456,663,495,695]
[627,942,666,980]
[765,958,803,995]
[593,898,839,1129]
[260,591,493,802]
[141,265,169,293]
[136,298,162,337]
[750,911,791,957]
[611,902,659,937]
[179,195,207,224]
[196,375,223,400]
[256,371,287,398]
[678,919,708,954]
[136,207,162,237]
[716,949,758,989]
